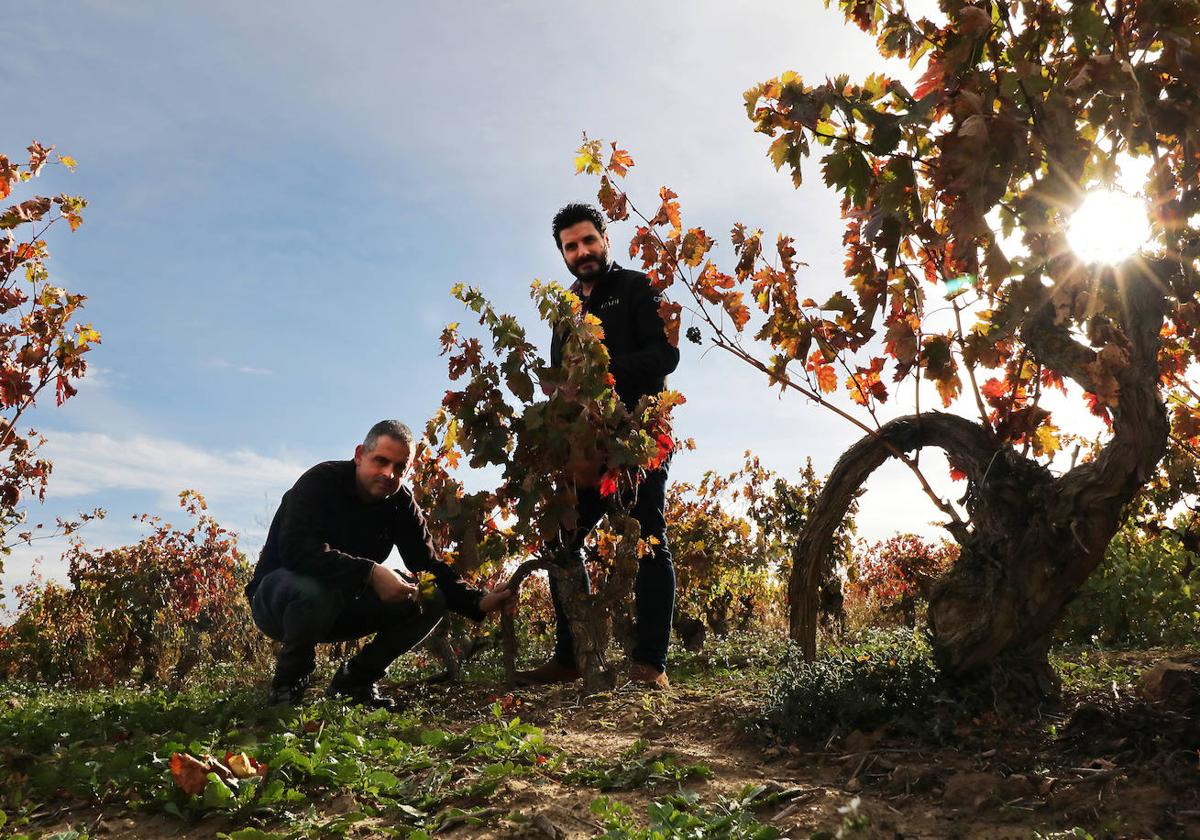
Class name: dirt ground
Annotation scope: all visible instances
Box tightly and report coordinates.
[22,649,1200,840]
[436,665,1200,839]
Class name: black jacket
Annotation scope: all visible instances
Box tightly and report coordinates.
[550,263,680,408]
[245,460,486,621]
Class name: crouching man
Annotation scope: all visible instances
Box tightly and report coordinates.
[245,420,511,708]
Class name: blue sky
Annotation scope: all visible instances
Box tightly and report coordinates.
[0,1,992,598]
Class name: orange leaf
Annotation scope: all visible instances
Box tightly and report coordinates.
[649,187,681,229]
[597,177,629,221]
[680,228,713,267]
[170,752,211,797]
[722,292,751,331]
[816,364,838,393]
[935,372,962,407]
[608,143,634,177]
[658,298,681,347]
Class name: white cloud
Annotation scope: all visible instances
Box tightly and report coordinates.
[203,358,273,376]
[0,432,311,609]
[39,430,306,508]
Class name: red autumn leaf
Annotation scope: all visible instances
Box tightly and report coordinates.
[846,357,888,406]
[695,263,735,304]
[599,470,620,497]
[170,752,212,797]
[980,377,1007,401]
[628,225,657,267]
[913,57,945,99]
[647,433,674,470]
[1084,391,1113,427]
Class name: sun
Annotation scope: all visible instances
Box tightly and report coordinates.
[1067,189,1153,265]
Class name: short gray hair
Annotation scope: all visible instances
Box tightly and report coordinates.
[362,419,414,453]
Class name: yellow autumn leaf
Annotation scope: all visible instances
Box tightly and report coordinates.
[574,139,603,175]
[57,155,77,170]
[1034,423,1061,456]
[416,571,438,601]
[75,325,101,345]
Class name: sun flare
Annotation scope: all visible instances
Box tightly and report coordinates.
[1066,189,1152,265]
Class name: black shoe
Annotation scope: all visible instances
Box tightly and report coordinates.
[267,673,310,706]
[326,662,395,711]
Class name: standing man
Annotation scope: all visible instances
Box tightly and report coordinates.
[246,420,511,708]
[516,203,680,689]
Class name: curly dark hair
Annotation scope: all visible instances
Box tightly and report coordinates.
[551,203,607,249]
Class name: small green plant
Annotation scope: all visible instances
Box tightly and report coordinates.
[1051,650,1140,696]
[0,683,549,836]
[591,785,789,840]
[762,629,943,740]
[566,739,712,790]
[1058,522,1200,648]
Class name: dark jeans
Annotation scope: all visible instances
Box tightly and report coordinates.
[550,466,674,671]
[250,567,446,687]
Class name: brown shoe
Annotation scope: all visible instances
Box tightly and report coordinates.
[629,661,670,689]
[514,659,580,686]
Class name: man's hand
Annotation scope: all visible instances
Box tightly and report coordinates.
[370,564,418,603]
[479,581,516,616]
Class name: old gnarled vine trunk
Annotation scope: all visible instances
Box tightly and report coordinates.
[502,511,642,694]
[790,262,1171,699]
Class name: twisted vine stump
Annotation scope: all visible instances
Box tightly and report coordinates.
[789,265,1170,703]
[501,512,643,694]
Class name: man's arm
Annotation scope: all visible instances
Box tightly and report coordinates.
[278,469,376,593]
[391,488,489,621]
[608,277,680,385]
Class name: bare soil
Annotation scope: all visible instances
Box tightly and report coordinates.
[22,649,1200,840]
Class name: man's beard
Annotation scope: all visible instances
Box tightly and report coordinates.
[567,250,610,281]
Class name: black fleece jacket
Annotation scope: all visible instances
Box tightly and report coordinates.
[550,262,680,408]
[245,460,486,621]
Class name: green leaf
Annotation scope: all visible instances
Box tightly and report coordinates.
[219,830,288,840]
[1069,3,1108,50]
[366,769,401,792]
[419,728,448,747]
[202,773,236,809]
[869,115,901,154]
[820,292,856,317]
[821,146,871,207]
